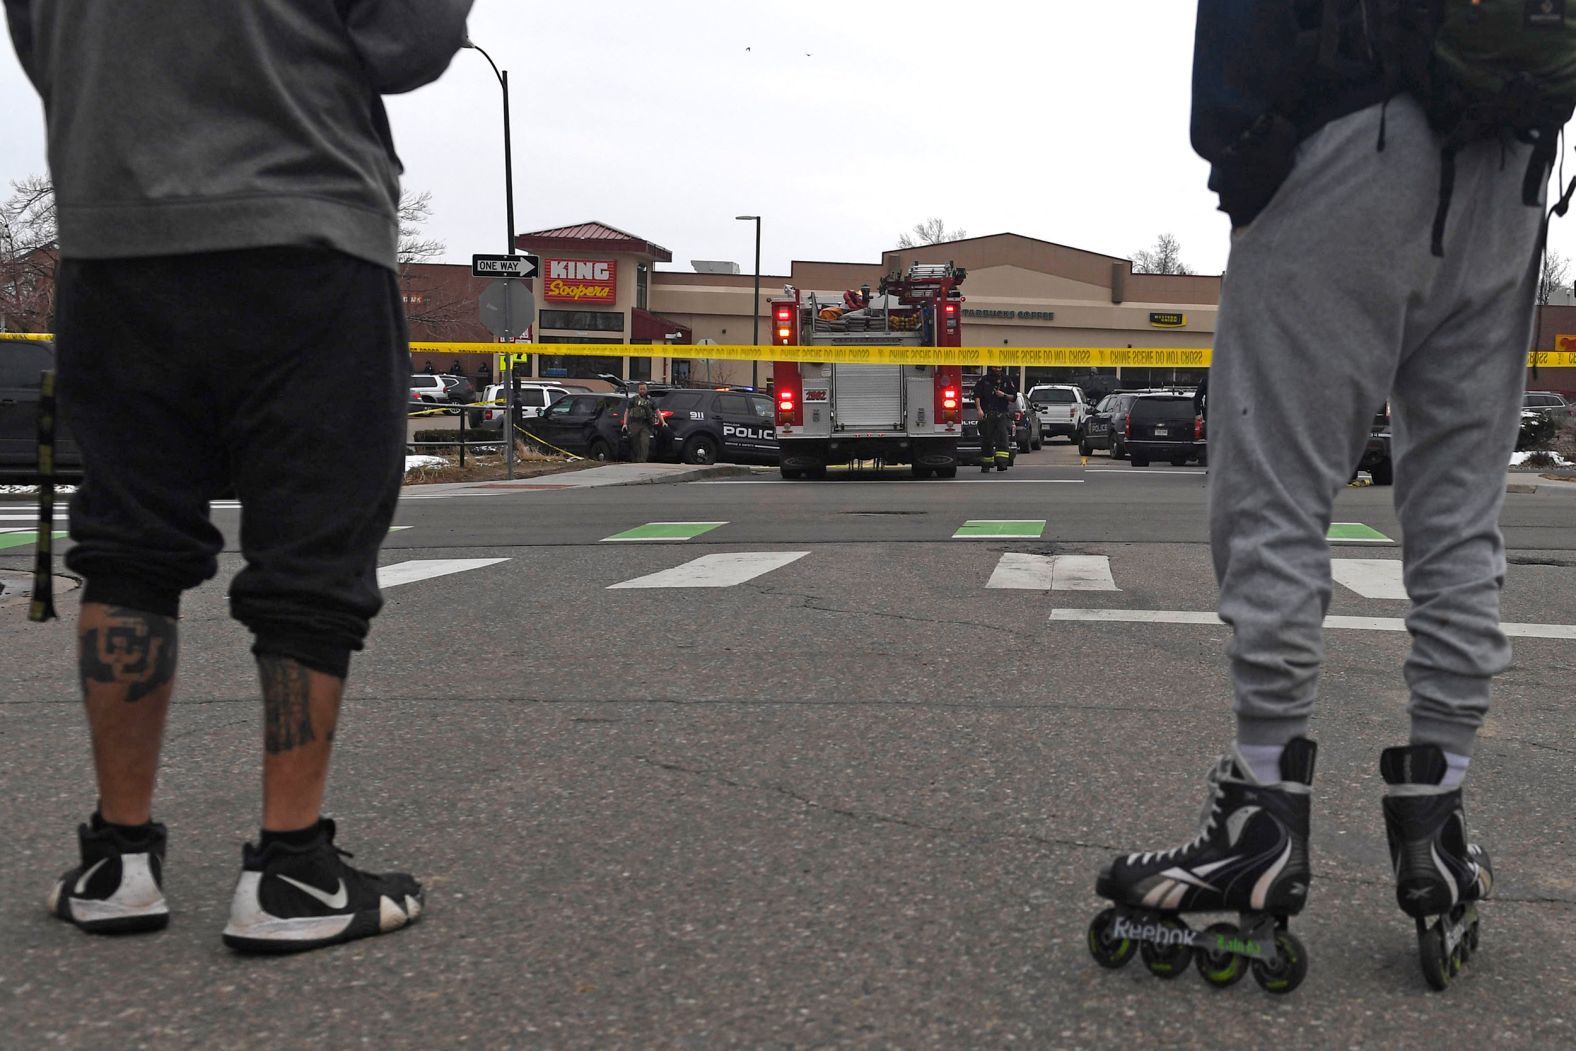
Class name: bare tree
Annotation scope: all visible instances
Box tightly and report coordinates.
[896,217,968,250]
[1132,233,1194,276]
[398,189,446,265]
[0,175,59,332]
[1538,248,1570,305]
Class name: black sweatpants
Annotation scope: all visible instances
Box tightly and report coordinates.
[54,248,408,679]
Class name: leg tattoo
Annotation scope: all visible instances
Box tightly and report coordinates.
[79,607,178,703]
[260,656,315,754]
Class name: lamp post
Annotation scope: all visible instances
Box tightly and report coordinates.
[463,38,521,478]
[735,215,761,389]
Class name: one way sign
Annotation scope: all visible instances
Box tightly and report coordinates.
[471,253,539,279]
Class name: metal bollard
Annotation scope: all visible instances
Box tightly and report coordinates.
[30,369,58,623]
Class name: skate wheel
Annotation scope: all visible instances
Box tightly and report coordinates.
[1195,922,1248,988]
[1087,908,1136,970]
[1139,917,1192,979]
[1250,929,1308,994]
[1467,918,1480,954]
[1419,923,1451,991]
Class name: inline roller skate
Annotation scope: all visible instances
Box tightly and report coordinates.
[1088,738,1316,994]
[1380,744,1493,991]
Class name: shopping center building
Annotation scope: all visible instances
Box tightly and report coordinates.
[405,220,1576,395]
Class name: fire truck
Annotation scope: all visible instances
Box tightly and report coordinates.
[769,262,967,480]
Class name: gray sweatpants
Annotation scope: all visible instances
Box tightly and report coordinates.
[1211,96,1542,758]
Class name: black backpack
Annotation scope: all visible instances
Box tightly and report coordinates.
[1345,0,1576,252]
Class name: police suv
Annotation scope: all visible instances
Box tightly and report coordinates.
[652,388,779,465]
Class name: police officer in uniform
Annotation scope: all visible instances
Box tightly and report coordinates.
[623,382,664,463]
[973,365,1017,473]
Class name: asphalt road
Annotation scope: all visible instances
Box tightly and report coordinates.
[2,442,1574,1049]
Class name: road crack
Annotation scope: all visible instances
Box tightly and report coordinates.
[632,754,1117,853]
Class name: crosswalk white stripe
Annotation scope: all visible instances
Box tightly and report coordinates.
[0,514,41,521]
[1049,608,1576,639]
[986,553,1056,590]
[1051,609,1221,625]
[986,554,1120,591]
[1050,554,1121,591]
[608,551,808,589]
[1330,559,1407,600]
[377,558,507,588]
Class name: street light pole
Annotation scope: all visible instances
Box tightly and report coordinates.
[736,215,761,389]
[464,38,521,478]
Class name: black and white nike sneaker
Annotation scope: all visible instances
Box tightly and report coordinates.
[221,818,423,953]
[48,817,170,934]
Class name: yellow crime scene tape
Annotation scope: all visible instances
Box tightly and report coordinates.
[416,341,1217,368]
[9,332,1576,368]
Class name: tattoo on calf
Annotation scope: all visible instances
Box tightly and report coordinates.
[260,656,315,754]
[79,607,178,703]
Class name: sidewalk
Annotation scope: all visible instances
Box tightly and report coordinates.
[401,461,757,497]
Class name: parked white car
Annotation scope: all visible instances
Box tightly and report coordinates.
[1026,384,1087,443]
[474,382,571,429]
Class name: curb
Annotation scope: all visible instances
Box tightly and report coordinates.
[401,462,756,496]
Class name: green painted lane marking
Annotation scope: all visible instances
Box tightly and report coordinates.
[1328,522,1393,543]
[602,521,727,542]
[953,520,1046,539]
[0,530,67,550]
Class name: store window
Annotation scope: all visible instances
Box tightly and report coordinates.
[629,357,653,382]
[539,310,624,332]
[538,340,623,380]
[636,265,649,311]
[1119,367,1205,390]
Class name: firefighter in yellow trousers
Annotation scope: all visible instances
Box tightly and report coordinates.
[973,366,1016,473]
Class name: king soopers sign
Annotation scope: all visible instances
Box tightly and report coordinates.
[544,258,618,304]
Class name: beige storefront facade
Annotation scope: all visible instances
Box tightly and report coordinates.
[496,223,1222,394]
[479,221,1574,395]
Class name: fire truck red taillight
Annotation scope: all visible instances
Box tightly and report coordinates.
[942,387,958,410]
[775,308,791,322]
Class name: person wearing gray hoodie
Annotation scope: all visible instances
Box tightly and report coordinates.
[7,0,473,953]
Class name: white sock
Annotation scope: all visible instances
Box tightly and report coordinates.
[1236,743,1285,784]
[1442,751,1471,789]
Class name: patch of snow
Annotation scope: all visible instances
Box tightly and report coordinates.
[0,484,78,496]
[1510,450,1574,467]
[404,455,449,472]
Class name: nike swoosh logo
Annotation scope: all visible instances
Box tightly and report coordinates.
[277,874,349,909]
[75,857,108,894]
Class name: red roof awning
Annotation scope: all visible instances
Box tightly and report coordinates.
[516,221,673,262]
[631,308,691,344]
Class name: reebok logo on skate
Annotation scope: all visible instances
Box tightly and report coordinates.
[1112,917,1198,946]
[277,875,348,909]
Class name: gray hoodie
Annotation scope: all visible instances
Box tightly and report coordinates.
[5,0,472,271]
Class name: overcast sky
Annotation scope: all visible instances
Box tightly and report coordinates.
[6,0,1576,280]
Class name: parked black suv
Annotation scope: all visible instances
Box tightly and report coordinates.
[518,392,632,460]
[1124,393,1205,467]
[1079,391,1145,459]
[1,338,82,483]
[652,388,779,465]
[519,387,781,464]
[1357,404,1393,485]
